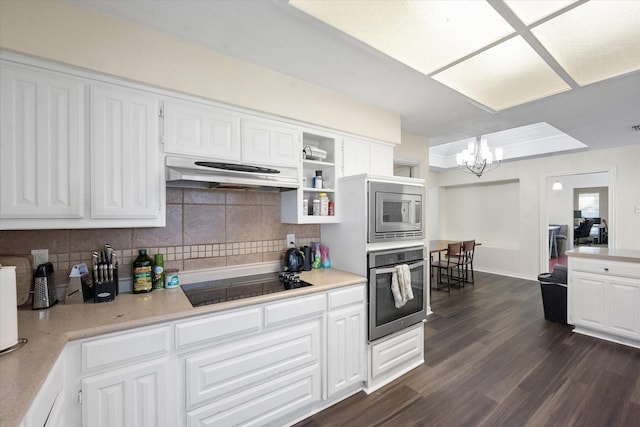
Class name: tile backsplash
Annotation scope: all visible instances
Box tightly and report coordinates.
[0,188,320,285]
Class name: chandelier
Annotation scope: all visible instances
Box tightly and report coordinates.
[456,136,503,177]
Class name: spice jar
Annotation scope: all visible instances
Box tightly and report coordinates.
[319,193,329,216]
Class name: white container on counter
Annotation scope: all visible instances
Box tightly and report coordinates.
[0,266,18,352]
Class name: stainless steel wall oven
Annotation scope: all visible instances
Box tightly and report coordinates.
[368,246,426,341]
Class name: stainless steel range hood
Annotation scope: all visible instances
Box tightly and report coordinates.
[165,155,299,191]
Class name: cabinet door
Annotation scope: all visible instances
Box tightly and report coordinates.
[82,358,169,427]
[369,141,394,176]
[607,276,640,338]
[327,305,365,397]
[0,62,84,219]
[571,272,607,330]
[164,99,241,160]
[342,137,370,176]
[20,353,66,427]
[90,84,162,219]
[241,118,300,167]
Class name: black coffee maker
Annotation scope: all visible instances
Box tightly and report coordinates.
[301,246,314,271]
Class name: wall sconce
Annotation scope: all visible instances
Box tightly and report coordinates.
[552,180,563,191]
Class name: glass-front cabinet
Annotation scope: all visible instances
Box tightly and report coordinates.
[281,130,340,224]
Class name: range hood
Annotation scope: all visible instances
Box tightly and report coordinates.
[165,155,299,192]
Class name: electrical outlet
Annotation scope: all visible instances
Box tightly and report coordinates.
[286,234,296,248]
[31,249,49,266]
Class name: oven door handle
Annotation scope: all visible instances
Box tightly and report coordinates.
[375,260,424,275]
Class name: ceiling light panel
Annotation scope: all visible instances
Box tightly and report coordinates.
[532,1,640,86]
[503,0,579,25]
[429,122,586,169]
[432,36,571,110]
[289,0,515,75]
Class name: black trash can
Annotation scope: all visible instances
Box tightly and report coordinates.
[538,264,568,324]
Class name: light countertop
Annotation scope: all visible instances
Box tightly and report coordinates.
[0,267,365,427]
[566,247,640,263]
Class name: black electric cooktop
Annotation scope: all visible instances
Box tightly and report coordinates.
[181,272,312,307]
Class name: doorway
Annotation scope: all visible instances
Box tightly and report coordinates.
[541,169,615,273]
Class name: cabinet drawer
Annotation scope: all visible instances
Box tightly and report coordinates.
[175,307,261,349]
[82,326,170,372]
[571,258,640,279]
[370,323,423,380]
[184,318,321,409]
[264,293,326,326]
[186,364,321,427]
[328,284,365,311]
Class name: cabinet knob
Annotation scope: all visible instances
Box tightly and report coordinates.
[604,268,609,272]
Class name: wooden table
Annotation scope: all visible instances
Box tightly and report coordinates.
[429,240,461,255]
[428,240,481,255]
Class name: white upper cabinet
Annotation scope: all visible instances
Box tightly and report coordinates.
[342,137,394,177]
[342,137,370,176]
[163,98,241,161]
[241,118,301,168]
[0,61,84,219]
[281,130,340,224]
[90,84,163,220]
[369,140,394,176]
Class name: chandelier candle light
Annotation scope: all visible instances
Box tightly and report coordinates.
[456,136,503,177]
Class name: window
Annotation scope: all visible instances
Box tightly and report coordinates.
[578,192,599,218]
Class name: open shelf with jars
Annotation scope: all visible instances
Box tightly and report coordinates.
[281,130,341,224]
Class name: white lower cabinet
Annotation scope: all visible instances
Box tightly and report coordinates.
[82,358,170,427]
[20,354,66,427]
[366,322,424,393]
[183,319,322,426]
[569,257,640,347]
[28,284,372,426]
[326,286,366,398]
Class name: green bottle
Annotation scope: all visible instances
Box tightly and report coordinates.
[152,253,165,290]
[133,249,153,293]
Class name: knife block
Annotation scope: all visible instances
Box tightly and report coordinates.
[93,268,117,303]
[79,268,117,303]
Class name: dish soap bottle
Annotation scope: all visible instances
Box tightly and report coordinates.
[133,249,153,293]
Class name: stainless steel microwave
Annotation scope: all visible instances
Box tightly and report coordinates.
[368,181,423,243]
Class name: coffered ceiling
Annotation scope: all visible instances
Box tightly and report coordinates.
[72,0,640,161]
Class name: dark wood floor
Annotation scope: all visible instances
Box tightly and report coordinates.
[296,271,640,427]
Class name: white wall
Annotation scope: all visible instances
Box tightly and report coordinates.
[430,144,640,280]
[0,0,400,144]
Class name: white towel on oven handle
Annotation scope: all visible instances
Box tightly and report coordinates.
[400,264,414,302]
[391,267,406,308]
